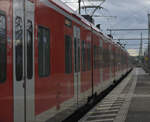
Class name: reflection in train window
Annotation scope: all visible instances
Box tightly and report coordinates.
[15,16,23,81]
[38,26,50,77]
[0,13,6,83]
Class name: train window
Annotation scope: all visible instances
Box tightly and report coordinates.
[99,40,103,68]
[97,47,101,69]
[65,35,72,74]
[103,48,109,68]
[113,50,116,66]
[65,18,72,28]
[27,20,33,79]
[87,43,91,70]
[94,45,97,69]
[0,13,6,83]
[74,38,80,73]
[38,26,50,77]
[107,48,110,66]
[81,40,86,71]
[99,47,103,68]
[15,16,23,81]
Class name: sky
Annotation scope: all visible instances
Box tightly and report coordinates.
[61,0,150,56]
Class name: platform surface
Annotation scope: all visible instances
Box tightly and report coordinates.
[79,68,150,122]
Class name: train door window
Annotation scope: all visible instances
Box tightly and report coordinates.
[78,39,80,72]
[81,40,86,71]
[74,37,80,73]
[27,20,33,79]
[0,12,6,83]
[74,38,77,72]
[65,35,72,74]
[38,26,50,77]
[15,16,23,81]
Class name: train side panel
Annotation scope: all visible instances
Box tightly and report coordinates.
[35,2,76,121]
[0,0,13,122]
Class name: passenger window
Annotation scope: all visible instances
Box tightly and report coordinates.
[81,40,86,71]
[65,35,72,74]
[38,26,50,77]
[65,18,72,28]
[15,16,23,81]
[103,48,107,68]
[0,12,6,83]
[87,43,91,70]
[27,20,33,79]
[94,45,97,69]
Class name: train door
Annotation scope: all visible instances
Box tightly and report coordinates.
[99,39,103,91]
[25,1,35,122]
[13,0,35,122]
[73,26,81,107]
[109,45,112,82]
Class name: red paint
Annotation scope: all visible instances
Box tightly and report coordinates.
[0,0,13,122]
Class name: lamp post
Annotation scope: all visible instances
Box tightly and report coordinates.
[148,14,150,66]
[79,0,81,14]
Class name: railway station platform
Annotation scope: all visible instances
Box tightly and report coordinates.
[79,68,150,122]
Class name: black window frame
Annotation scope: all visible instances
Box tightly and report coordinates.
[0,11,7,83]
[38,25,50,78]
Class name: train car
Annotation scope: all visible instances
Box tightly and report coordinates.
[0,0,130,122]
[144,48,150,72]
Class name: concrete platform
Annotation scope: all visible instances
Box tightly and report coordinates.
[79,68,150,122]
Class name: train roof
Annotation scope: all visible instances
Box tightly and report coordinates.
[51,0,101,31]
[51,0,75,14]
[50,0,128,53]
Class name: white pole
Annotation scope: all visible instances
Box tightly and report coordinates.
[148,14,150,64]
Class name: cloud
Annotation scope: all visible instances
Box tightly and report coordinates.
[61,0,150,55]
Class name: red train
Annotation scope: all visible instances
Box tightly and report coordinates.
[0,0,130,122]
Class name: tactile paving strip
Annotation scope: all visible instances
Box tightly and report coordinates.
[85,97,125,122]
[79,70,135,122]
